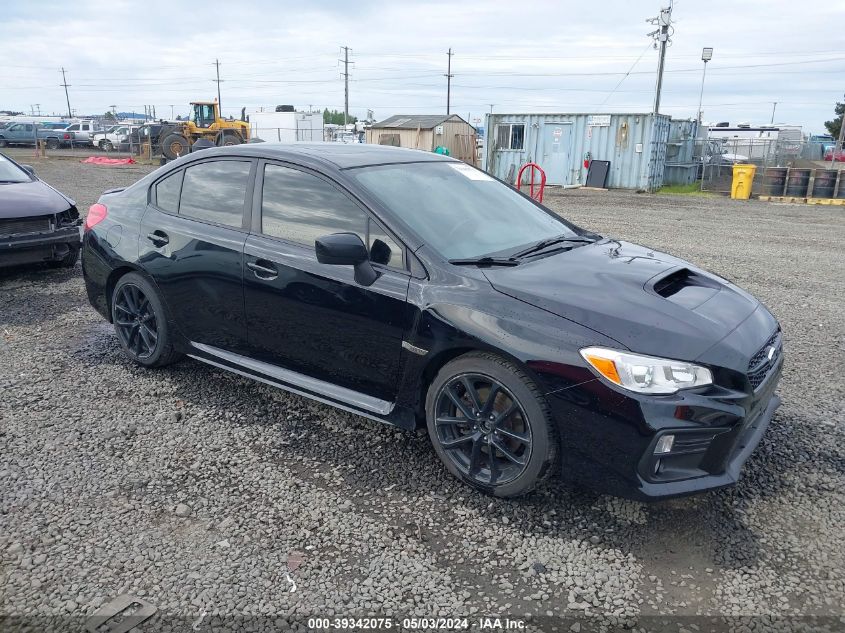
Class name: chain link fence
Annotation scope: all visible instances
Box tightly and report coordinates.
[694,138,844,196]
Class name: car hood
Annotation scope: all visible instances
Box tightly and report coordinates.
[483,240,760,361]
[0,180,75,218]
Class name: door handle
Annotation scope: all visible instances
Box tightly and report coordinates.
[146,231,169,247]
[247,260,278,279]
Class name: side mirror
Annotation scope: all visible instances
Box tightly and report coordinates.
[315,232,379,286]
[21,164,36,177]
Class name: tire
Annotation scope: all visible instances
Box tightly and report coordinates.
[45,138,60,150]
[425,352,559,498]
[0,138,7,148]
[47,245,79,269]
[160,133,190,160]
[102,140,114,152]
[111,272,181,368]
[216,132,242,147]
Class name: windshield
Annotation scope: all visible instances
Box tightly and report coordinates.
[351,161,579,260]
[0,154,30,183]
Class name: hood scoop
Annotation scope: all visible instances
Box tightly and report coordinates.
[649,267,721,309]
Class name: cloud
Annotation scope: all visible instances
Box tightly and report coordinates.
[1,0,842,131]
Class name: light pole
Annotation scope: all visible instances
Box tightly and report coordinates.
[697,47,713,126]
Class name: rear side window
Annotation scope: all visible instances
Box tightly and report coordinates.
[261,164,366,246]
[154,170,183,213]
[179,160,251,228]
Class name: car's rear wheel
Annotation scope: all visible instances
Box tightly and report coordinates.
[426,352,559,497]
[0,138,7,147]
[111,273,181,368]
[45,138,59,150]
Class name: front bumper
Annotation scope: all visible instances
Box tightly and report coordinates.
[0,225,82,267]
[538,337,783,501]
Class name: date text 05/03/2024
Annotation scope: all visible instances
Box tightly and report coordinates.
[307,617,527,630]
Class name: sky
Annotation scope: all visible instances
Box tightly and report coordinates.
[1,0,843,134]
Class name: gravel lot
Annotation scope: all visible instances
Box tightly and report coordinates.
[1,151,843,632]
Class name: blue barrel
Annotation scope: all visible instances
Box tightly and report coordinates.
[785,169,810,197]
[812,169,837,198]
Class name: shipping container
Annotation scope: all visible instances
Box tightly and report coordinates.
[482,112,673,191]
[247,111,323,143]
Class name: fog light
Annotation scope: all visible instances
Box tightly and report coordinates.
[654,434,675,454]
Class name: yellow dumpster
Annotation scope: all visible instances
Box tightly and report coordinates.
[731,164,757,199]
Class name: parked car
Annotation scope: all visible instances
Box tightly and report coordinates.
[823,147,845,162]
[60,120,101,146]
[92,125,137,152]
[82,144,783,500]
[0,122,68,150]
[0,152,81,268]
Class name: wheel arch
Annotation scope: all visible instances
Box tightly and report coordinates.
[412,343,535,426]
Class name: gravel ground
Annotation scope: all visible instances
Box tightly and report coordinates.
[1,152,844,632]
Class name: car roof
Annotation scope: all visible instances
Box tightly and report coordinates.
[187,142,458,170]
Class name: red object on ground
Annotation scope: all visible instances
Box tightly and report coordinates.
[516,162,546,203]
[81,157,136,165]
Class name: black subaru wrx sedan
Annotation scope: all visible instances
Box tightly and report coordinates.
[81,144,783,500]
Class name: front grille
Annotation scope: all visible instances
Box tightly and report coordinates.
[747,329,782,390]
[0,216,51,236]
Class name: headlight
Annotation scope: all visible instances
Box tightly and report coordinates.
[580,347,713,394]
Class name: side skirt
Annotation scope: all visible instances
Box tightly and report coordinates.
[187,342,412,428]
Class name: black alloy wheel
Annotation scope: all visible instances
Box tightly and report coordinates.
[434,373,533,486]
[426,352,558,497]
[113,283,159,360]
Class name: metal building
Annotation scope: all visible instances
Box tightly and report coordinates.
[482,112,682,191]
[366,114,477,164]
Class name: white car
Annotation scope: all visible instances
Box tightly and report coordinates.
[92,125,136,151]
[60,120,101,146]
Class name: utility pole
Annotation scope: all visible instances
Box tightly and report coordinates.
[488,104,495,113]
[836,94,845,152]
[697,48,712,125]
[214,59,223,116]
[340,46,351,127]
[109,104,117,118]
[169,104,175,119]
[445,48,454,114]
[770,101,778,124]
[647,3,673,114]
[60,67,72,118]
[35,104,41,115]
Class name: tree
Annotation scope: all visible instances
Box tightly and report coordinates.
[322,108,357,126]
[823,99,844,140]
[104,111,116,121]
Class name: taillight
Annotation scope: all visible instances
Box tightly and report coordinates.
[85,203,108,232]
[63,133,71,139]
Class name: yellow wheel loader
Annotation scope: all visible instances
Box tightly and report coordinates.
[159,101,250,159]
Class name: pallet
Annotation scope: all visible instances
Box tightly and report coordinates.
[758,196,845,205]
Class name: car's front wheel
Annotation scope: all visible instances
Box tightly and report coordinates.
[111,272,181,368]
[101,140,114,152]
[426,352,559,497]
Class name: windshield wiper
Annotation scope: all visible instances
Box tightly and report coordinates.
[449,256,520,267]
[511,235,597,259]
